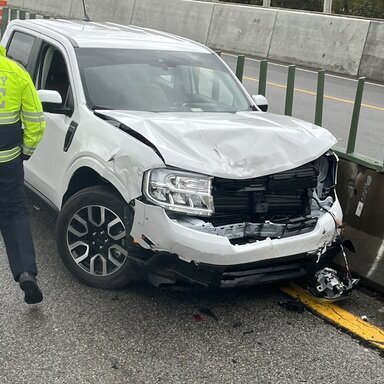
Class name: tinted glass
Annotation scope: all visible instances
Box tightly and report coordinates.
[7,32,35,67]
[75,48,251,113]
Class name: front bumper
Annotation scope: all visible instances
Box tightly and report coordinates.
[131,199,343,267]
[138,248,340,288]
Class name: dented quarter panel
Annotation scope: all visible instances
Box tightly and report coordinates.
[99,110,337,179]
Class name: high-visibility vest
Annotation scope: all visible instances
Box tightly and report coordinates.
[0,45,45,163]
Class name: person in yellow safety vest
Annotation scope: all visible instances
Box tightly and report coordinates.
[0,45,46,304]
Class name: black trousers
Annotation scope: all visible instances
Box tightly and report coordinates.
[0,157,37,280]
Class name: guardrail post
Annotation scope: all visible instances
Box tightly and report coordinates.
[346,77,365,154]
[10,7,17,21]
[236,55,245,82]
[1,7,9,36]
[323,0,333,13]
[285,65,296,116]
[258,60,268,96]
[315,70,325,126]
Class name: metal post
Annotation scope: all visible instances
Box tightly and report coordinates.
[315,70,325,126]
[10,8,17,21]
[1,7,9,36]
[346,77,365,154]
[258,60,268,96]
[263,0,271,7]
[236,55,245,82]
[285,65,296,116]
[323,0,333,13]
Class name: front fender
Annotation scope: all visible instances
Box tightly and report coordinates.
[60,153,163,207]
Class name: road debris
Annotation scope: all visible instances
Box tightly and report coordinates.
[278,299,305,313]
[199,308,219,321]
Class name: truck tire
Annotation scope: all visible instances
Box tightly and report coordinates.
[56,185,139,289]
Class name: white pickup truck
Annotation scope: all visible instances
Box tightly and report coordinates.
[1,19,349,297]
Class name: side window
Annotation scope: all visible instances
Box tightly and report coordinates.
[36,45,74,116]
[7,31,35,68]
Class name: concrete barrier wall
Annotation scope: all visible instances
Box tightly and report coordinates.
[131,0,214,43]
[69,0,134,24]
[207,4,277,58]
[6,0,384,79]
[15,0,72,17]
[7,0,23,7]
[359,21,384,82]
[337,159,384,293]
[268,11,370,76]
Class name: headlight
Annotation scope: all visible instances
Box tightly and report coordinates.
[143,169,214,216]
[314,151,338,199]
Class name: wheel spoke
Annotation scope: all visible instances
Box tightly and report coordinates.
[71,241,89,264]
[88,206,105,227]
[107,217,126,241]
[68,214,88,237]
[89,254,108,276]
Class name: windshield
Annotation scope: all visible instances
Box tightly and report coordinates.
[75,48,252,113]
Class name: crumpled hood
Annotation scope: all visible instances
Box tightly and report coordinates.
[98,110,337,179]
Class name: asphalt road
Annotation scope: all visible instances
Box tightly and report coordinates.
[0,191,383,384]
[222,54,384,163]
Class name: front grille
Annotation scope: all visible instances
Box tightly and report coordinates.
[212,162,318,227]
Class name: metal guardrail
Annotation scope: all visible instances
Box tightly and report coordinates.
[235,55,384,173]
[0,7,52,36]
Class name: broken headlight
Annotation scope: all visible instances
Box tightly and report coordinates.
[314,151,338,199]
[143,169,214,216]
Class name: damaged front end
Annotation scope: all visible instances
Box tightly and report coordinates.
[128,150,357,300]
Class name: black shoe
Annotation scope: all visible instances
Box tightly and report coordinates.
[19,272,43,304]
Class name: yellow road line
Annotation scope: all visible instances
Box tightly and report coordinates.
[243,76,384,112]
[281,283,384,351]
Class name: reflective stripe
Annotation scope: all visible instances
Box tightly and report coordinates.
[23,116,45,123]
[22,111,44,118]
[0,110,20,125]
[0,111,20,117]
[22,144,35,156]
[0,147,21,163]
[0,117,20,124]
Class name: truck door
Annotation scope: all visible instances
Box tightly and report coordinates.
[25,43,77,208]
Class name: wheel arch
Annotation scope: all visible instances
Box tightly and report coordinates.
[61,157,144,208]
[62,166,122,206]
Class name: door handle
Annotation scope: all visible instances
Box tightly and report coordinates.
[63,121,78,152]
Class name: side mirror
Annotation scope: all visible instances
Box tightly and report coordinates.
[37,89,63,104]
[37,89,72,117]
[252,94,269,112]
